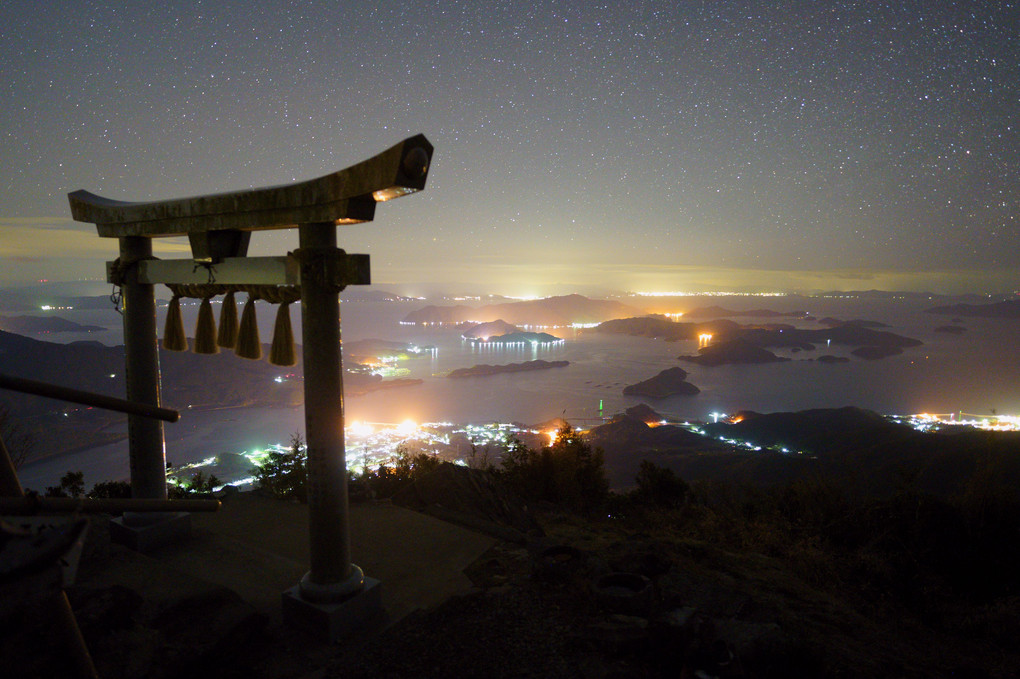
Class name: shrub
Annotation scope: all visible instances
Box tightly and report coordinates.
[465,443,498,471]
[499,425,609,513]
[167,470,223,498]
[630,461,690,508]
[253,433,307,501]
[45,470,85,498]
[87,480,132,499]
[356,444,442,499]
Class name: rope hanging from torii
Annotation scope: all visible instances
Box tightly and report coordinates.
[162,283,301,366]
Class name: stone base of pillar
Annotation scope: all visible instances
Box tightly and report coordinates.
[282,576,385,643]
[109,512,191,552]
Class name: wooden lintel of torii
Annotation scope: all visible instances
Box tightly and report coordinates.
[69,134,432,262]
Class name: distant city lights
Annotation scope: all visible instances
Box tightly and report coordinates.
[349,420,374,437]
[693,410,1020,459]
[632,291,787,297]
[168,412,1020,491]
[403,319,599,330]
[891,412,1020,432]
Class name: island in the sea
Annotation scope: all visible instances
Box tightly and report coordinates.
[595,315,921,364]
[817,317,890,328]
[622,367,700,398]
[448,359,569,378]
[679,339,790,366]
[471,332,564,347]
[459,320,565,346]
[461,320,520,339]
[345,338,436,365]
[815,354,850,363]
[344,374,424,396]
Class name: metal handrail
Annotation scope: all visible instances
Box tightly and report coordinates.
[0,375,188,679]
[0,373,179,423]
[0,496,219,515]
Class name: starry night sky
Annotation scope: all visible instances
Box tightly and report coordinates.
[1,1,1017,295]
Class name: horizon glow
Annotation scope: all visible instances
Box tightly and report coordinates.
[0,2,1016,294]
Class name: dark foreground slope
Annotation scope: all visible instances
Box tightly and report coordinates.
[6,416,1019,679]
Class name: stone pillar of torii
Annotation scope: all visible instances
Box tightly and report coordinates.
[68,135,433,639]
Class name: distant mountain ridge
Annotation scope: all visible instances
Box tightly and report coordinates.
[0,315,105,334]
[339,289,423,302]
[682,306,810,319]
[926,299,1020,319]
[403,294,643,326]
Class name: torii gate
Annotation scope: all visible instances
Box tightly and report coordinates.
[68,135,433,639]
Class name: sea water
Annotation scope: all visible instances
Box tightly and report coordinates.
[17,295,1020,489]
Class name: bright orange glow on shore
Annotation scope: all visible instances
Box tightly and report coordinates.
[350,421,373,437]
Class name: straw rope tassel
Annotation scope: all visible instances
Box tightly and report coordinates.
[235,295,263,360]
[193,296,219,354]
[269,301,297,366]
[217,289,239,349]
[162,295,188,352]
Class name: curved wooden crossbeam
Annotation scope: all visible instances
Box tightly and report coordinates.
[68,134,432,238]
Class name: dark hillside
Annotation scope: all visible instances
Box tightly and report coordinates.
[703,406,911,454]
[0,330,299,461]
[589,407,1020,500]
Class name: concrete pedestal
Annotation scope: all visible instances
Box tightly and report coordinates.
[282,576,385,642]
[109,512,191,553]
